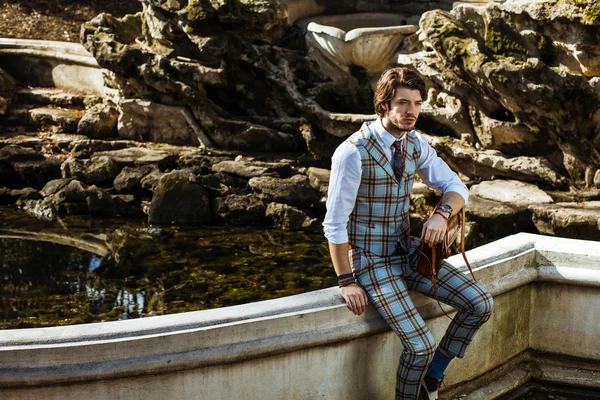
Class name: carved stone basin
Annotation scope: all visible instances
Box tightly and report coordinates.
[297,13,419,73]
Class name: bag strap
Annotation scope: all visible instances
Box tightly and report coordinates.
[429,207,477,320]
[459,207,477,282]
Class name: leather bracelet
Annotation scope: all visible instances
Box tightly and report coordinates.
[339,280,356,288]
[434,210,449,223]
[337,273,354,281]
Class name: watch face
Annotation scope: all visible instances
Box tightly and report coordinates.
[440,204,453,213]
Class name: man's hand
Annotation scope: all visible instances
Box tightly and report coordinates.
[421,213,448,247]
[341,284,369,316]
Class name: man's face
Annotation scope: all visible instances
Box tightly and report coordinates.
[382,87,422,136]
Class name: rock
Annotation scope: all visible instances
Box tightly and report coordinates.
[466,194,536,238]
[90,147,177,169]
[78,102,119,139]
[140,168,165,191]
[196,172,249,197]
[61,157,86,180]
[113,165,155,193]
[469,106,544,155]
[265,202,321,232]
[148,170,212,225]
[0,145,43,163]
[396,1,600,182]
[40,178,73,197]
[69,139,142,159]
[50,134,90,149]
[529,202,600,241]
[0,67,15,115]
[29,107,84,133]
[0,187,35,205]
[83,155,122,185]
[56,180,89,203]
[594,169,600,188]
[86,185,141,217]
[306,167,330,195]
[428,135,567,188]
[212,159,293,179]
[545,186,600,203]
[16,88,85,108]
[12,158,63,190]
[421,89,474,139]
[178,151,230,175]
[17,196,57,221]
[118,99,209,146]
[469,180,553,205]
[410,181,441,206]
[248,174,321,209]
[212,194,267,225]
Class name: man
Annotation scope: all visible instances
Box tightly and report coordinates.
[323,67,493,400]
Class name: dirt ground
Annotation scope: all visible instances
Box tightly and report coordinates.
[0,0,142,42]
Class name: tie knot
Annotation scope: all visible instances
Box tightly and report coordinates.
[392,140,402,150]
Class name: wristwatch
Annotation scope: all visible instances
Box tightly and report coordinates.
[438,203,453,216]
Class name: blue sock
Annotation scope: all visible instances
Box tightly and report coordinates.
[427,348,454,379]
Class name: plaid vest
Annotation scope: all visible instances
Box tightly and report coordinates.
[347,121,422,257]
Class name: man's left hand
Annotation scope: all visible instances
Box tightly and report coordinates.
[421,213,447,247]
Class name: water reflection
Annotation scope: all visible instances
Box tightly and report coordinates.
[0,223,333,329]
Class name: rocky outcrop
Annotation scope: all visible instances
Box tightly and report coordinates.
[398,0,600,182]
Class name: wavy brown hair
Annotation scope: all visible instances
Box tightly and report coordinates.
[373,67,426,117]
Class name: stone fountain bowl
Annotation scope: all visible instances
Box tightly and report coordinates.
[297,13,419,73]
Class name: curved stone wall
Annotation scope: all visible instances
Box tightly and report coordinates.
[0,38,104,95]
[1,233,600,399]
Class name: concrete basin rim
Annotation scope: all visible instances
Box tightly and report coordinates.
[1,234,600,389]
[0,233,597,346]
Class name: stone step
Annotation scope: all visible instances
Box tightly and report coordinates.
[28,107,84,133]
[16,87,88,108]
[1,106,29,126]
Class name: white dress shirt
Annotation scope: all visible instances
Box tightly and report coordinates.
[323,118,469,244]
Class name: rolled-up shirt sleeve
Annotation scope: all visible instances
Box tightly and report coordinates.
[415,133,469,204]
[323,142,362,244]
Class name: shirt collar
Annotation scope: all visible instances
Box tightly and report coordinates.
[375,118,405,149]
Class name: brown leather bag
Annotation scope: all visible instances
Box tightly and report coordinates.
[416,204,476,317]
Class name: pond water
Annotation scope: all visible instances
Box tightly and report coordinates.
[0,206,333,329]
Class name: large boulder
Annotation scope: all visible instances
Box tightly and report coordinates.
[466,180,554,238]
[148,170,212,225]
[469,180,554,205]
[78,102,119,139]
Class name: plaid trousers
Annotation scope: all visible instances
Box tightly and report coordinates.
[351,245,493,400]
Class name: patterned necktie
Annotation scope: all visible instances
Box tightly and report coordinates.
[392,140,405,182]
